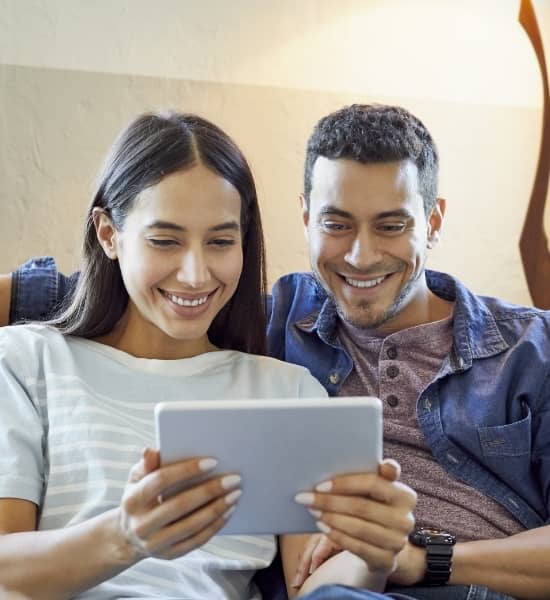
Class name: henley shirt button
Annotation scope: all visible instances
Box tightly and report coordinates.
[386,365,399,378]
[386,395,399,407]
[386,346,397,360]
[329,373,340,385]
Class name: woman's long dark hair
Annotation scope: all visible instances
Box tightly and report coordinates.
[49,111,267,355]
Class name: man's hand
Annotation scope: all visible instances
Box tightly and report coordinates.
[387,541,427,586]
[294,459,416,576]
[291,534,341,588]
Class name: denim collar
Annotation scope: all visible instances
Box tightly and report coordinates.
[295,270,510,368]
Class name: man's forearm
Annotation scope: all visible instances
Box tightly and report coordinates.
[0,274,12,326]
[297,551,386,597]
[450,526,550,599]
[0,508,135,600]
[392,525,550,599]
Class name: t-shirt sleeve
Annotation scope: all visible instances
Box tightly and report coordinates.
[10,256,78,324]
[297,368,328,398]
[0,332,46,504]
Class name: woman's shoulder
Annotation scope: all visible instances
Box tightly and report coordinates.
[0,322,63,345]
[0,324,67,364]
[228,352,327,397]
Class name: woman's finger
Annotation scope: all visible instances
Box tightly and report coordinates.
[378,458,400,482]
[127,472,241,540]
[313,473,417,509]
[314,521,399,573]
[317,510,409,553]
[135,488,241,557]
[295,492,415,534]
[124,457,218,511]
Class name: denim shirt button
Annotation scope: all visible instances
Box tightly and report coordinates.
[329,373,340,385]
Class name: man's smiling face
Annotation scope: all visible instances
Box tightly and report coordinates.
[303,157,444,333]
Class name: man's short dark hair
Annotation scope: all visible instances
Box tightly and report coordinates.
[304,104,439,215]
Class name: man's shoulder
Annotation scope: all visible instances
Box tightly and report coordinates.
[269,271,327,319]
[11,256,78,323]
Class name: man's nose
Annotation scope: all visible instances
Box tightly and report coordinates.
[176,249,209,288]
[344,231,381,269]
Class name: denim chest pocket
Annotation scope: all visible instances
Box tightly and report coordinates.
[477,407,532,457]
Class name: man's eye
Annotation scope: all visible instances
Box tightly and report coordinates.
[377,222,407,234]
[321,221,348,232]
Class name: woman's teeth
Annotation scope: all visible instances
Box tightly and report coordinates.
[166,292,208,307]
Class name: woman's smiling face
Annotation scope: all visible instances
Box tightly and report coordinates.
[96,163,243,359]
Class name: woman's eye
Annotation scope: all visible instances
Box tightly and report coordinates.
[148,238,177,247]
[210,238,236,247]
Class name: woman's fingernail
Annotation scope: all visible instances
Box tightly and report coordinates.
[315,480,332,492]
[294,492,314,505]
[199,458,218,472]
[316,521,331,534]
[308,509,322,518]
[291,573,302,587]
[223,505,237,520]
[221,474,242,489]
[225,489,243,505]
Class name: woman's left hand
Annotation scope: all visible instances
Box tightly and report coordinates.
[294,459,416,577]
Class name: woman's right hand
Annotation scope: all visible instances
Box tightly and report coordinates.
[118,448,241,561]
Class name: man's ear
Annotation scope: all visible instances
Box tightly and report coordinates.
[427,197,446,248]
[93,207,118,259]
[299,193,310,238]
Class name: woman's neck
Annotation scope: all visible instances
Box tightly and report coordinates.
[94,308,218,360]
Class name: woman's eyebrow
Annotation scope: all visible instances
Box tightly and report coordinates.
[145,220,240,232]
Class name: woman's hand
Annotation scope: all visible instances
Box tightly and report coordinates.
[294,459,416,576]
[118,448,241,562]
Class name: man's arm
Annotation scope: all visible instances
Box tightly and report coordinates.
[281,534,386,598]
[0,274,12,326]
[390,525,550,600]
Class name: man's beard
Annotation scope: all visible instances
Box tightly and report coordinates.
[313,261,423,330]
[337,274,418,329]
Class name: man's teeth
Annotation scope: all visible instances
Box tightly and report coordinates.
[166,293,208,307]
[345,275,386,288]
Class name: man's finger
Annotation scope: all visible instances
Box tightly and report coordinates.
[292,535,319,587]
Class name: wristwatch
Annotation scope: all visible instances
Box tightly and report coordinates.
[409,527,457,585]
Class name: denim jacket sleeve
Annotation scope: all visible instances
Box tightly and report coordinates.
[10,257,78,324]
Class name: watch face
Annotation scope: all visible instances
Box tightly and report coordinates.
[410,528,456,546]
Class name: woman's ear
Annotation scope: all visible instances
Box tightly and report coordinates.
[93,207,118,259]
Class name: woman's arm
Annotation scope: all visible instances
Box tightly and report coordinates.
[0,274,11,326]
[0,452,241,600]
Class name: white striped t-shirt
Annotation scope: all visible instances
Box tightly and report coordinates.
[0,324,326,599]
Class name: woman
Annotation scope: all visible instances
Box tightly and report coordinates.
[0,112,414,599]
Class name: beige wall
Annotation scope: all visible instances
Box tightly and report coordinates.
[1,0,548,305]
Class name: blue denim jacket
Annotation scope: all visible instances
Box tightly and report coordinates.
[10,259,550,530]
[267,270,550,531]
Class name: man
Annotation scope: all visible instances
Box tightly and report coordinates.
[2,104,550,599]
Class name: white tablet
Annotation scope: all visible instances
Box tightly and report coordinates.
[155,396,382,535]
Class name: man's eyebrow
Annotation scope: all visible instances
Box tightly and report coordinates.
[317,207,413,220]
[318,206,354,219]
[376,209,414,219]
[145,220,240,232]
